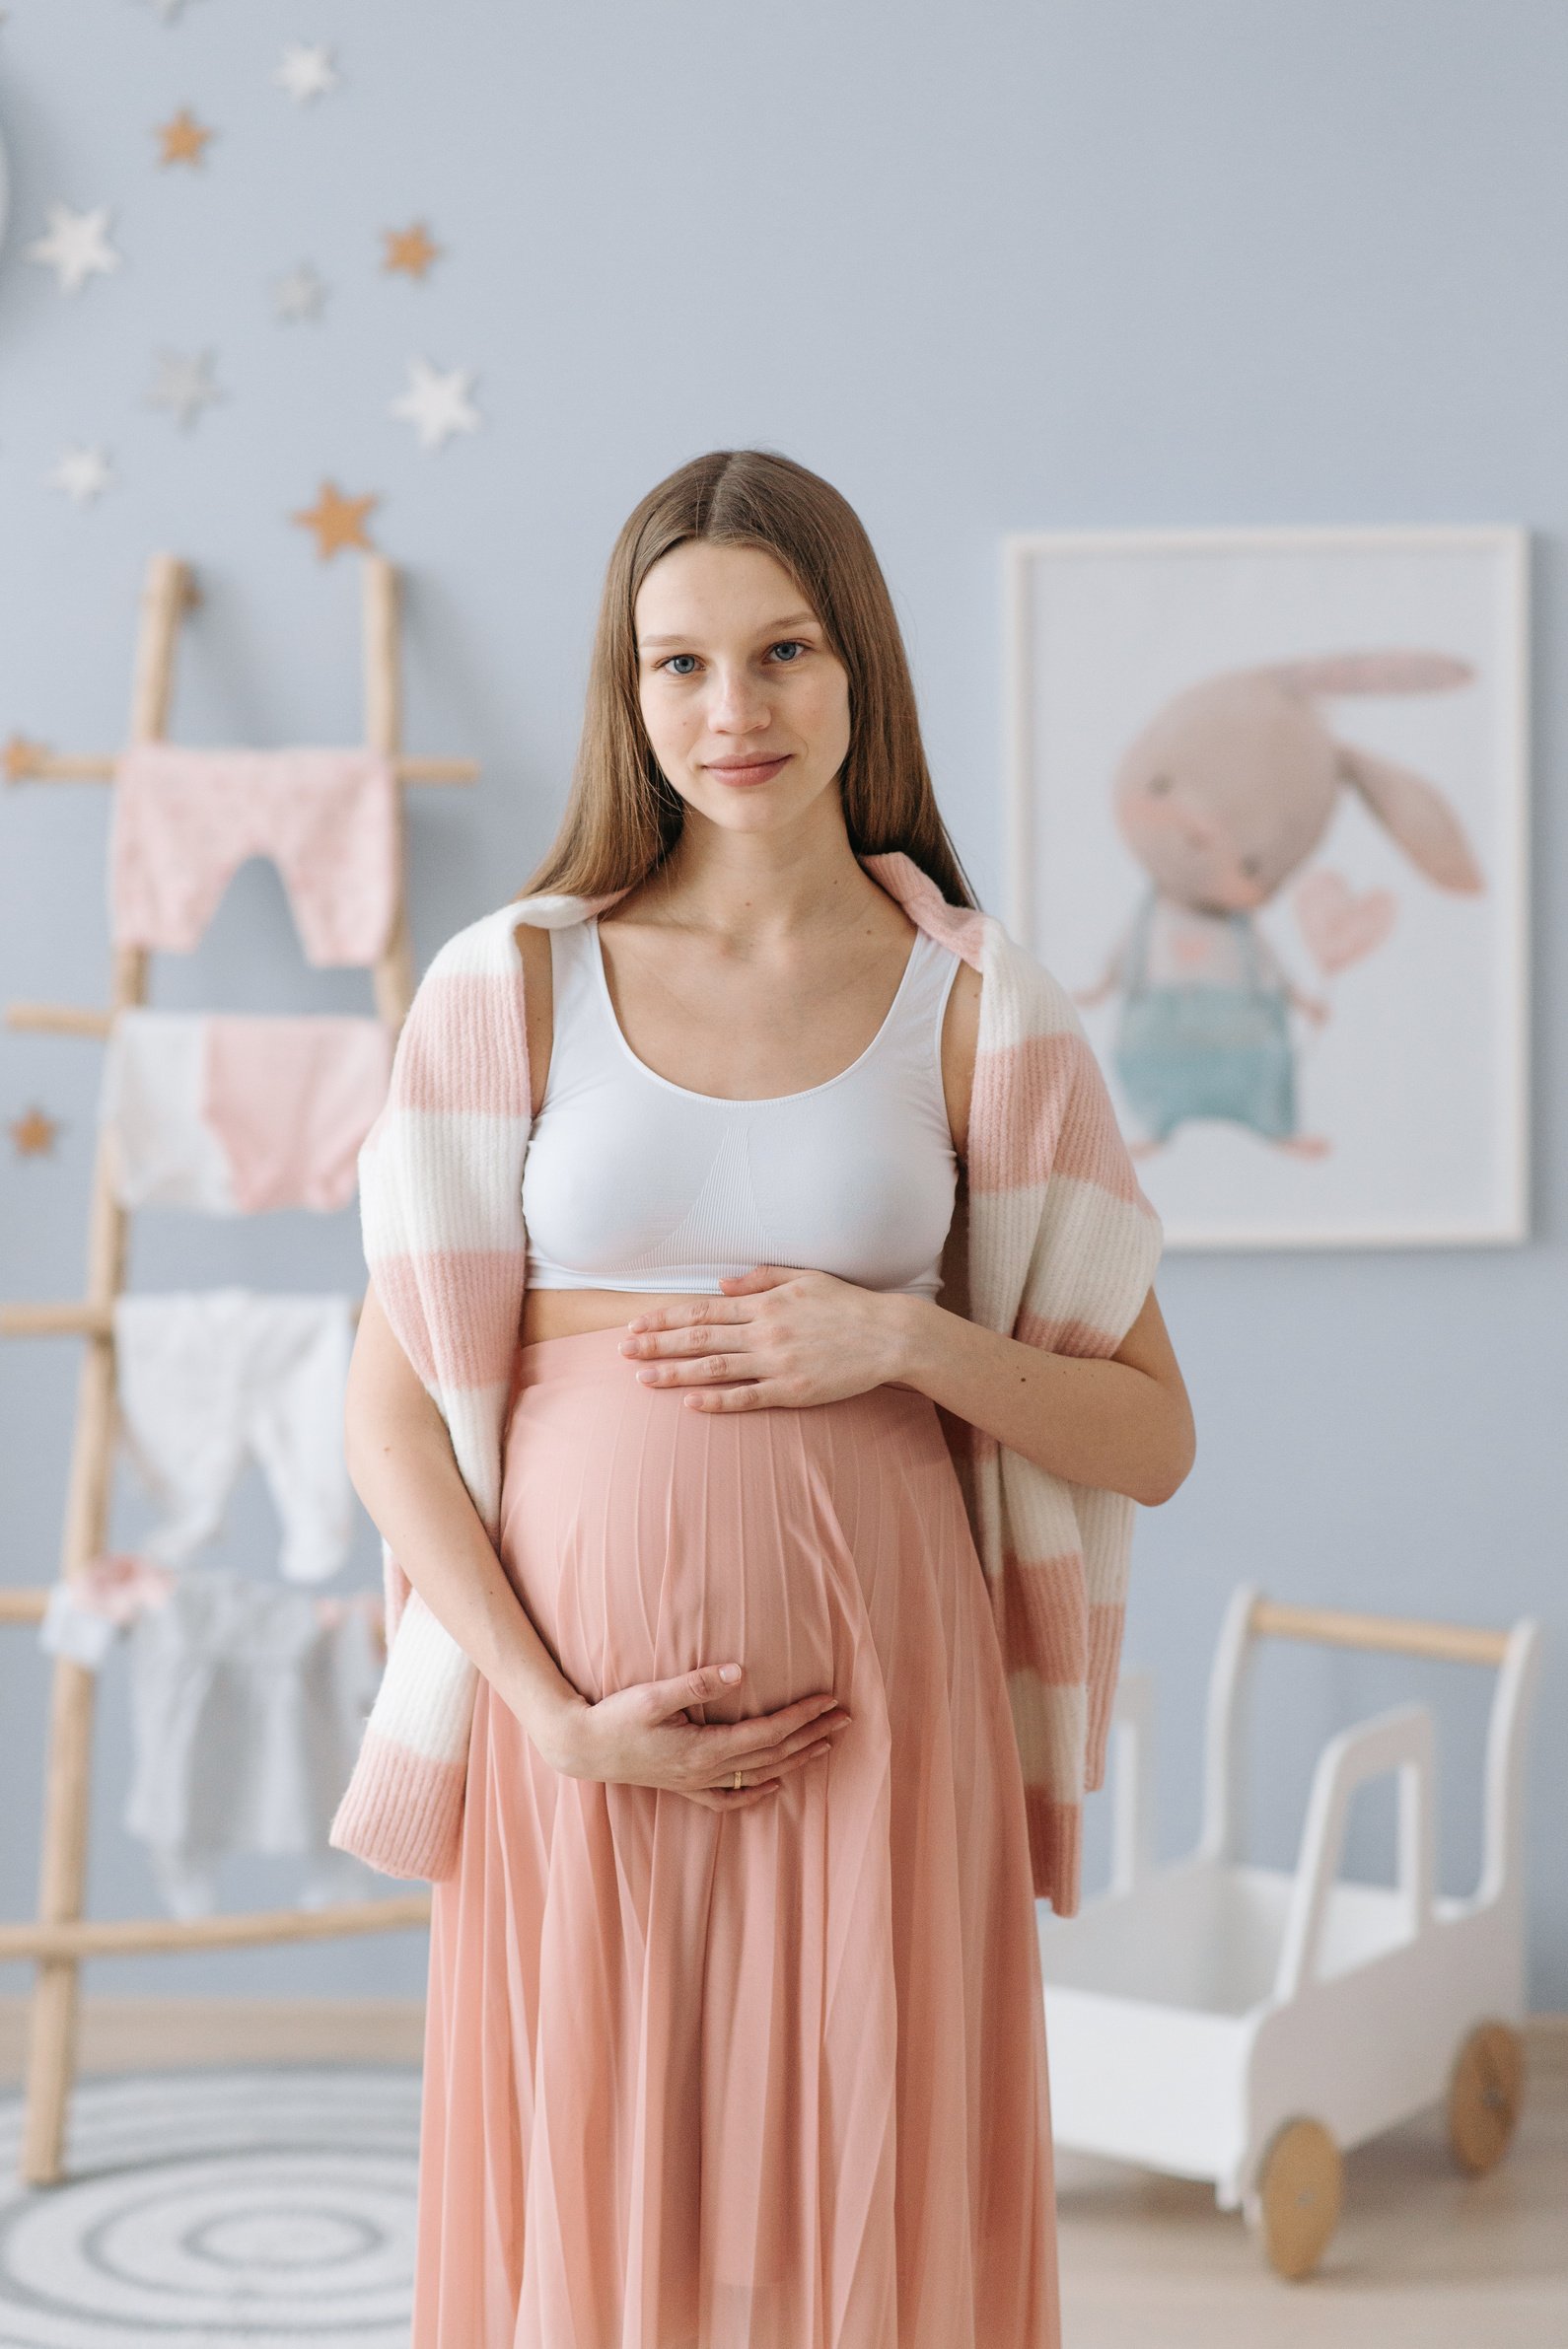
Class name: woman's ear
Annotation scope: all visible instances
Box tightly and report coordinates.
[1334,743,1485,892]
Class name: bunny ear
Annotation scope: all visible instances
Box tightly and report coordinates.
[1336,743,1486,891]
[1268,651,1474,696]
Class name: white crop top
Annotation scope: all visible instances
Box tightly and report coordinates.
[521,916,962,1299]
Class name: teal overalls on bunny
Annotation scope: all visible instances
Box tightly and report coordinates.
[1113,889,1296,1142]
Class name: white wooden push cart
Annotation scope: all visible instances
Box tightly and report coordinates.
[1035,1585,1543,2278]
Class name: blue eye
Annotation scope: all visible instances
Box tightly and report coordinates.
[770,640,806,663]
[662,654,699,676]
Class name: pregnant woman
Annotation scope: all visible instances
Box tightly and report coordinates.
[336,449,1194,2346]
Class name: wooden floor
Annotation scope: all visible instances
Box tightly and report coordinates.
[1,2002,1563,2341]
[0,1996,427,2083]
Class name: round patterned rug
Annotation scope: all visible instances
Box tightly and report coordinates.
[0,2066,420,2344]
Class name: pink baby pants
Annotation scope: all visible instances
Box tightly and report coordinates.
[109,744,399,967]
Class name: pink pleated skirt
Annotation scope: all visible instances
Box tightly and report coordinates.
[414,1322,1060,2349]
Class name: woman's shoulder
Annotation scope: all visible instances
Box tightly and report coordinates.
[936,927,1085,1158]
[511,916,553,988]
[938,953,981,1167]
[513,920,555,1118]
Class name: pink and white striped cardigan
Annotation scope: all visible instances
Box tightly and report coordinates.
[328,848,1164,1917]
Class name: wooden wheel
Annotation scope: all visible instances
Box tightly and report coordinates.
[1253,2116,1342,2279]
[1447,2021,1525,2175]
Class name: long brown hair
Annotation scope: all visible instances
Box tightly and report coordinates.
[517,449,979,909]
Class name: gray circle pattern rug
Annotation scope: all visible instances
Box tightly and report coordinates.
[0,2066,420,2344]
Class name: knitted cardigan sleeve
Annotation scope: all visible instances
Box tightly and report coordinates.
[961,931,1164,1915]
[328,902,535,1880]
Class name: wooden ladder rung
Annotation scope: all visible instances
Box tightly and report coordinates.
[0,1893,431,1962]
[6,1004,114,1037]
[2,1299,361,1338]
[1,1303,112,1338]
[6,748,477,785]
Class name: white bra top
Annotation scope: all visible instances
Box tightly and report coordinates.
[521,916,962,1299]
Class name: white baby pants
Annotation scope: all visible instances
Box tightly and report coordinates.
[113,1291,356,1585]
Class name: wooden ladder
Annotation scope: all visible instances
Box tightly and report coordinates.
[0,549,474,2184]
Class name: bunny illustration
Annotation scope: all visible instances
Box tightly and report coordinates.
[1075,652,1485,1157]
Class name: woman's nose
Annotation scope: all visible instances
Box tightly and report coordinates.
[706,668,769,732]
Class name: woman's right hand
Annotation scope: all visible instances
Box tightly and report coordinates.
[531,1666,852,1812]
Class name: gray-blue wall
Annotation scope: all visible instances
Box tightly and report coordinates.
[2,1,1562,2009]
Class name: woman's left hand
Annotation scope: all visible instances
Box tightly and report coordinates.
[616,1265,915,1411]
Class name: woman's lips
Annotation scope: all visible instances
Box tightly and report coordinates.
[705,755,790,786]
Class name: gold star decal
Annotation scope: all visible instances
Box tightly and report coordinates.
[382,222,441,279]
[3,733,48,783]
[157,107,215,168]
[10,1106,60,1158]
[291,479,381,559]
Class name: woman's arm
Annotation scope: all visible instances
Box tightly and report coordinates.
[884,1282,1195,1507]
[913,950,1193,1503]
[343,1281,587,1753]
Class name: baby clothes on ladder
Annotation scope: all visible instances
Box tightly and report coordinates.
[113,1292,357,1585]
[101,1014,228,1212]
[204,1016,391,1211]
[38,1554,178,1672]
[109,743,399,967]
[123,1567,383,1920]
[102,1011,391,1213]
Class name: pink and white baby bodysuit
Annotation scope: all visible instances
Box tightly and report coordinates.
[101,1011,391,1214]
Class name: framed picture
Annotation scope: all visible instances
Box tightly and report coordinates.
[1003,526,1531,1249]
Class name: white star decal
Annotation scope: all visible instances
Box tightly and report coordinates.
[273,42,338,104]
[26,203,123,296]
[271,262,329,322]
[48,445,114,506]
[390,356,483,451]
[145,348,225,430]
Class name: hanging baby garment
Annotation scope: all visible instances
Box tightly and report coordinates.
[38,1554,178,1672]
[102,1011,390,1213]
[123,1567,383,1919]
[112,1291,357,1584]
[109,743,400,967]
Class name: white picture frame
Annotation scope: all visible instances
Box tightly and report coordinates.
[1003,525,1531,1249]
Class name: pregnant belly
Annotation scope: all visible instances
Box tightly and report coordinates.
[495,1324,946,1727]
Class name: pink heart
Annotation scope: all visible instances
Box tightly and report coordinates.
[1293,869,1397,974]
